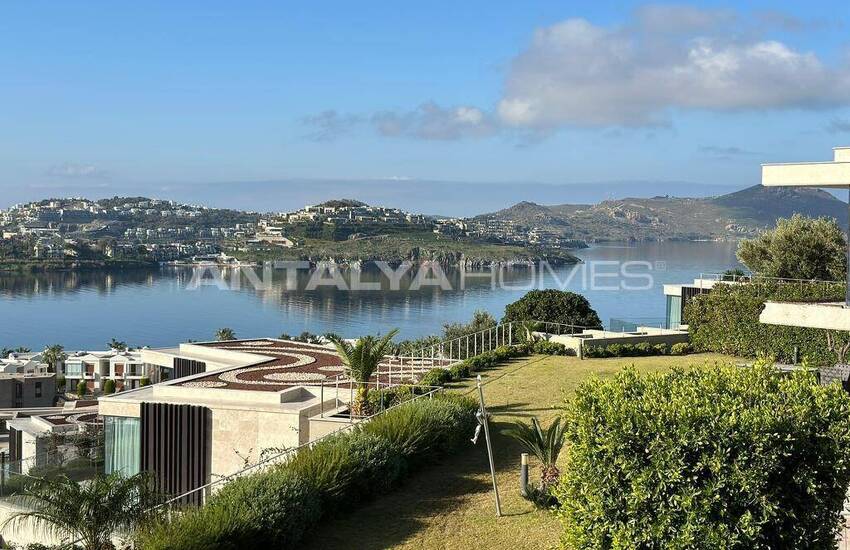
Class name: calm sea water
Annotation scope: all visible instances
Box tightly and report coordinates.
[0,242,740,350]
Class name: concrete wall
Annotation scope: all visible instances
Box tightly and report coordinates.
[759,301,850,331]
[0,376,55,408]
[209,407,302,478]
[551,328,689,355]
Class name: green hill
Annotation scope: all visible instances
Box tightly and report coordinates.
[477,185,847,242]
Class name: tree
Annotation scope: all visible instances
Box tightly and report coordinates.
[108,338,127,352]
[503,290,601,329]
[328,329,399,416]
[502,416,565,490]
[737,214,846,281]
[14,346,31,353]
[102,379,116,395]
[215,327,236,341]
[42,344,66,373]
[2,473,162,550]
[76,380,87,396]
[443,310,497,341]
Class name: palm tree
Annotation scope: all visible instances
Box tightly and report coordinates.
[3,473,162,550]
[328,329,399,416]
[42,344,67,373]
[108,338,127,352]
[502,416,566,489]
[215,327,236,341]
[14,346,31,353]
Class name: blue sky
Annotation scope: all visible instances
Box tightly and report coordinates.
[1,1,849,210]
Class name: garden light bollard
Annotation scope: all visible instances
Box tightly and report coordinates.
[476,374,502,517]
[519,453,529,498]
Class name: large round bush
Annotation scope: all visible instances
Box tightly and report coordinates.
[503,290,601,328]
[556,364,850,549]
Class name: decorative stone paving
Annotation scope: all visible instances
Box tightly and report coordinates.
[178,338,457,392]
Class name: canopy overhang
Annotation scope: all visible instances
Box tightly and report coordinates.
[762,147,850,188]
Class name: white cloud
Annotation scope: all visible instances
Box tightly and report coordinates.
[371,102,497,140]
[46,162,108,178]
[300,110,364,142]
[497,6,850,129]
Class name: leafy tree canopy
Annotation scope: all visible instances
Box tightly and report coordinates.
[737,214,846,281]
[503,290,601,328]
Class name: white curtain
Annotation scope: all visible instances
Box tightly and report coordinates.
[104,416,140,476]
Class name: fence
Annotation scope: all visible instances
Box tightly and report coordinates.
[0,444,105,498]
[609,317,668,332]
[403,320,599,364]
[698,272,843,292]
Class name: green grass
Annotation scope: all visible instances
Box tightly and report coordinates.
[300,352,739,550]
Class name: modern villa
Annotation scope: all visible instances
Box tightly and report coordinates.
[97,338,453,503]
[759,146,850,331]
[63,350,166,393]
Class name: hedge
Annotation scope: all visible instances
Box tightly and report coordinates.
[556,364,850,549]
[138,395,477,550]
[686,281,848,365]
[584,342,677,358]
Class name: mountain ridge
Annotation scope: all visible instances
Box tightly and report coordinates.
[477,185,847,242]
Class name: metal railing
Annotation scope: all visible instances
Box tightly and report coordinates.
[0,444,105,498]
[403,320,600,364]
[699,272,843,291]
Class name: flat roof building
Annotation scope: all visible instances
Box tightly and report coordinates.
[98,338,453,503]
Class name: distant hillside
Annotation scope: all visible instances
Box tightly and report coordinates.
[477,185,847,242]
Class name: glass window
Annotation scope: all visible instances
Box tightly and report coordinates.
[104,416,141,477]
[35,382,42,398]
[666,295,683,329]
[65,362,83,377]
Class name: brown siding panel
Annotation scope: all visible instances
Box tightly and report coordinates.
[141,403,210,505]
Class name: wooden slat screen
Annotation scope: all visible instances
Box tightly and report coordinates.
[141,403,210,505]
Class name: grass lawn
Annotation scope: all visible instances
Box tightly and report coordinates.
[301,352,739,550]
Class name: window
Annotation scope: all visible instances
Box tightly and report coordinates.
[35,382,42,398]
[104,416,141,477]
[666,295,682,329]
[65,362,83,377]
[14,383,22,398]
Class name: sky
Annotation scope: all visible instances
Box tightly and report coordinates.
[1,1,850,212]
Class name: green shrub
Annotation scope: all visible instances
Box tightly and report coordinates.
[418,368,453,387]
[605,343,625,357]
[448,362,470,379]
[361,395,476,462]
[669,342,692,355]
[582,345,608,358]
[76,380,87,396]
[139,499,260,550]
[652,343,668,355]
[687,281,846,365]
[102,379,116,394]
[208,468,321,547]
[634,342,652,355]
[55,375,66,390]
[139,376,151,387]
[556,364,850,549]
[365,385,415,411]
[532,340,573,356]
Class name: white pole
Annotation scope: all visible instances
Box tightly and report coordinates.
[477,374,501,517]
